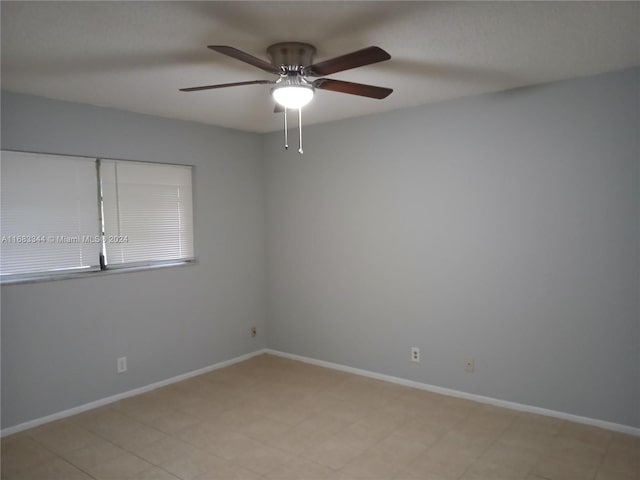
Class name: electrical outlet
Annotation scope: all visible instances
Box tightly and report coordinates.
[117,356,127,373]
[464,358,475,373]
[410,347,420,363]
[251,326,257,337]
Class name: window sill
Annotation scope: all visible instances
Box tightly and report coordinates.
[0,260,196,286]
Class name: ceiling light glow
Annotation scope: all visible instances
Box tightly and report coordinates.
[272,85,314,109]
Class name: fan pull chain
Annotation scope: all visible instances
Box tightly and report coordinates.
[298,108,303,155]
[283,106,288,150]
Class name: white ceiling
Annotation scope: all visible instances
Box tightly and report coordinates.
[2,1,639,133]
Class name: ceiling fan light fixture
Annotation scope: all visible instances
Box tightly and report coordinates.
[182,43,393,154]
[272,85,314,109]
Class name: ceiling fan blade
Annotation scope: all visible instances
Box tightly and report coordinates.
[180,80,274,92]
[306,46,390,77]
[313,78,392,99]
[208,45,281,74]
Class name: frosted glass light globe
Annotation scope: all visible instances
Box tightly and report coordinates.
[272,86,314,109]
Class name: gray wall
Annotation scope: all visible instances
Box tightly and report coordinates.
[1,92,266,429]
[2,67,639,431]
[264,67,640,427]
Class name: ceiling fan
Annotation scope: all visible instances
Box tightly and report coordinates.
[180,43,393,153]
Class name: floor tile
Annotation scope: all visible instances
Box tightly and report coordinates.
[4,354,630,480]
[3,457,93,480]
[131,466,182,480]
[304,430,375,470]
[193,465,262,480]
[1,434,58,477]
[147,411,202,435]
[392,418,446,448]
[265,457,336,479]
[236,414,291,443]
[544,435,607,468]
[401,444,479,479]
[28,422,103,455]
[87,452,154,479]
[230,444,295,475]
[113,394,175,423]
[340,432,427,479]
[128,435,200,465]
[393,471,450,480]
[532,457,598,480]
[461,442,539,479]
[159,448,227,480]
[62,439,129,472]
[198,430,262,461]
[600,442,640,477]
[595,469,639,480]
[558,422,612,449]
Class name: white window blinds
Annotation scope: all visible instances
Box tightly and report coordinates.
[100,159,194,267]
[0,151,101,278]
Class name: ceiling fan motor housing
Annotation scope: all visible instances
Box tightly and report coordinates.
[267,42,317,72]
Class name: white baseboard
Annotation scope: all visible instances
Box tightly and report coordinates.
[266,349,640,437]
[5,347,637,438]
[1,349,268,437]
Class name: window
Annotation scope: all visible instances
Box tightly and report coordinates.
[1,151,194,282]
[0,151,102,278]
[100,159,194,267]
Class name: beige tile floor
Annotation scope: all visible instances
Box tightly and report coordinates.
[1,354,638,480]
